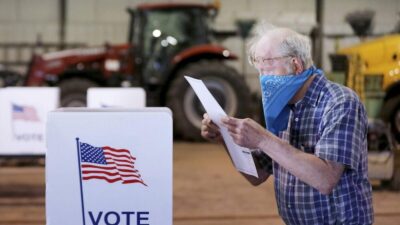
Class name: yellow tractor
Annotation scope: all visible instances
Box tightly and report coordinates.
[329,10,400,189]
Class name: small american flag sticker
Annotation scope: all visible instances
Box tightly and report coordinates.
[12,103,40,122]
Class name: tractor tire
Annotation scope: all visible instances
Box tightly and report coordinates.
[389,167,400,190]
[381,150,400,191]
[0,70,23,87]
[389,149,400,190]
[389,97,400,143]
[166,60,252,141]
[59,78,98,107]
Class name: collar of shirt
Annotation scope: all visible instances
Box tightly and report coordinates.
[293,73,327,109]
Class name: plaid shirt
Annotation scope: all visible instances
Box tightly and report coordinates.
[253,74,374,224]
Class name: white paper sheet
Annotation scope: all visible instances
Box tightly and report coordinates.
[185,76,258,177]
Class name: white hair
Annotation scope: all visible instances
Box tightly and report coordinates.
[247,21,314,69]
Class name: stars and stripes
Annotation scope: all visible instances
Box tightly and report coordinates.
[12,103,40,122]
[79,141,146,186]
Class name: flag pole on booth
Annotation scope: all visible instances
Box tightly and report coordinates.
[76,137,86,225]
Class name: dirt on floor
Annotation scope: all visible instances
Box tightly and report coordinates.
[1,142,400,225]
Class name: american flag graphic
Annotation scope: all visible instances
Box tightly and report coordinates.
[12,103,40,122]
[79,141,146,186]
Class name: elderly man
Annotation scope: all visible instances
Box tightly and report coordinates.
[201,23,373,225]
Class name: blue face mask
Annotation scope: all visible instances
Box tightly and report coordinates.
[260,66,322,136]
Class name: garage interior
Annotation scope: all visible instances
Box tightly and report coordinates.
[1,0,400,224]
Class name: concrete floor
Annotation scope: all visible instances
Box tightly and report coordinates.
[1,142,400,224]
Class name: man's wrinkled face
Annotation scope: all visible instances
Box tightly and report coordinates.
[253,36,294,76]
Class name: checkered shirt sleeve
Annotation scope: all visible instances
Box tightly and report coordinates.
[315,99,368,169]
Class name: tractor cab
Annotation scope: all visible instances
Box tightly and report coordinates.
[127,3,218,87]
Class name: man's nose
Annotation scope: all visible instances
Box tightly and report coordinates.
[256,64,275,74]
[258,67,272,75]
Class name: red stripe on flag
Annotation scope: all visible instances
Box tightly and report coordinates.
[82,170,142,178]
[83,176,122,183]
[82,164,138,173]
[105,157,133,164]
[123,180,147,186]
[104,151,134,161]
[103,147,136,158]
[106,160,134,168]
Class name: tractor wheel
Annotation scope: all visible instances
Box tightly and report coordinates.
[0,70,23,87]
[389,149,400,190]
[166,60,252,141]
[59,78,98,107]
[389,166,400,190]
[390,99,400,143]
[381,150,400,190]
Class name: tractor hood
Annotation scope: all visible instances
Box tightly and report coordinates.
[338,35,400,54]
[26,44,133,86]
[337,35,400,67]
[41,44,132,61]
[41,46,107,61]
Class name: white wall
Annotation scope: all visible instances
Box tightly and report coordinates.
[0,0,59,42]
[0,0,400,92]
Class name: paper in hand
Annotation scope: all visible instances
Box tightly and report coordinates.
[185,76,258,177]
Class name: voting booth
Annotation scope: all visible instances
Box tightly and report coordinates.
[0,87,59,155]
[46,108,172,225]
[87,88,146,108]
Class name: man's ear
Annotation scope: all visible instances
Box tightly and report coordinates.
[292,57,304,74]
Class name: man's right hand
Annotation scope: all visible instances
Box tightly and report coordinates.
[201,113,223,143]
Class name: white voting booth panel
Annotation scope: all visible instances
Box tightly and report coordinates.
[46,108,172,225]
[0,87,59,155]
[87,88,146,108]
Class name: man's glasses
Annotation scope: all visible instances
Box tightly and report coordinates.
[249,55,293,67]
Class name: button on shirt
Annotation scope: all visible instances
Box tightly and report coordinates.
[253,74,374,224]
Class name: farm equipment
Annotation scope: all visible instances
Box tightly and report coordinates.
[0,2,253,141]
[330,10,400,189]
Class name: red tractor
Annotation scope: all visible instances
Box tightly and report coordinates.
[0,2,253,140]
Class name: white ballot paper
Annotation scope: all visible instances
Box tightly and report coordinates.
[185,76,258,177]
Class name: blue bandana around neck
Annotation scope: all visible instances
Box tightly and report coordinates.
[260,66,323,136]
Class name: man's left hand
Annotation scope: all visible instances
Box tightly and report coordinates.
[221,117,269,149]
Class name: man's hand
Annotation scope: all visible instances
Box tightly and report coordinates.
[201,113,223,143]
[221,116,269,149]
